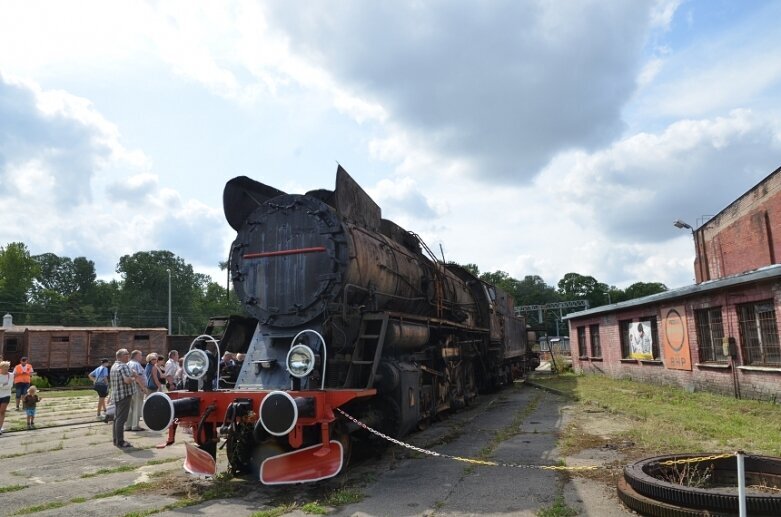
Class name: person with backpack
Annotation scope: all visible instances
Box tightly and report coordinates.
[88,358,110,419]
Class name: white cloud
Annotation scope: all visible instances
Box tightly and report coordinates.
[0,74,230,278]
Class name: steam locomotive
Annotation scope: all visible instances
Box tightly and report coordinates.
[143,166,539,484]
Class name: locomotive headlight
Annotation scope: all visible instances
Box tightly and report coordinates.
[286,344,315,378]
[183,349,209,380]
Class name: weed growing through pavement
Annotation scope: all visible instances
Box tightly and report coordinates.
[0,484,27,494]
[301,501,328,514]
[535,495,577,517]
[324,486,364,506]
[249,504,298,517]
[11,501,68,515]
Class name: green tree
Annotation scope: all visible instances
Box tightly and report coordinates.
[514,275,560,306]
[116,250,210,330]
[557,272,610,308]
[622,281,668,301]
[0,242,40,322]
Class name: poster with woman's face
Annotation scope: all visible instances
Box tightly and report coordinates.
[629,321,653,360]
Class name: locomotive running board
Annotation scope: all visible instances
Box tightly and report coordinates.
[260,440,343,485]
[183,442,217,477]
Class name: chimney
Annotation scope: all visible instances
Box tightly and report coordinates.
[2,313,12,328]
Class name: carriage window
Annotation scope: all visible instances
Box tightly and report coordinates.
[134,334,150,341]
[52,336,70,343]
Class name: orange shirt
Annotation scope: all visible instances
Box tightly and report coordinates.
[13,364,33,384]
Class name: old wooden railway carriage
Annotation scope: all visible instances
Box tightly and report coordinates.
[142,166,538,484]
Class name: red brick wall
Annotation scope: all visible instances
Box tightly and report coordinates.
[569,279,781,401]
[696,167,781,282]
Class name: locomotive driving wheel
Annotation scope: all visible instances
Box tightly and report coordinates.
[331,420,353,472]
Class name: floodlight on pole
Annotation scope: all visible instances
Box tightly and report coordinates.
[167,268,172,336]
[673,219,693,231]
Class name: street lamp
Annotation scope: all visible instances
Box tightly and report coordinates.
[673,219,693,231]
[167,269,172,336]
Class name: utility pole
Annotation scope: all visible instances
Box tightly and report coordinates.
[167,269,172,336]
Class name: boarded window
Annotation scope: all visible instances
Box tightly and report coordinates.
[619,319,633,358]
[589,324,601,357]
[737,300,781,366]
[577,326,587,357]
[5,338,18,352]
[640,316,660,359]
[695,307,727,362]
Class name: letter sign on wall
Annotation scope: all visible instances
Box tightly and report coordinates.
[662,306,692,371]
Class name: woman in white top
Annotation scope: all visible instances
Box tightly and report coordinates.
[0,361,14,435]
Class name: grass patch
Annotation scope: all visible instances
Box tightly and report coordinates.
[250,504,297,517]
[0,484,27,494]
[81,464,138,478]
[12,501,67,515]
[81,458,180,478]
[94,482,155,499]
[535,374,781,456]
[324,487,364,506]
[301,501,328,514]
[37,389,95,398]
[536,496,578,517]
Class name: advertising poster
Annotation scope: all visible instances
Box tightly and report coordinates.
[629,321,653,360]
[662,306,692,370]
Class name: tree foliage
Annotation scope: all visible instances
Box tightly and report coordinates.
[0,242,39,309]
[0,243,242,331]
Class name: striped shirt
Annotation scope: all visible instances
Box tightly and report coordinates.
[110,361,137,402]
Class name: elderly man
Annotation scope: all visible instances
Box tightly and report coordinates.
[126,350,148,431]
[110,348,137,448]
[164,350,179,391]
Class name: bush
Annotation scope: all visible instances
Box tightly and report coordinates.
[31,376,51,389]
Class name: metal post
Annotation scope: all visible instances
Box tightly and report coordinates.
[167,269,172,336]
[737,450,746,517]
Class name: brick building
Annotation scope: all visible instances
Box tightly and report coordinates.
[566,165,781,401]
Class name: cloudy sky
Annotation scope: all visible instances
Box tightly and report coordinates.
[2,0,781,291]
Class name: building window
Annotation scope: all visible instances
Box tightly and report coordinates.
[737,300,781,366]
[619,319,633,358]
[577,326,587,357]
[640,316,660,359]
[590,324,601,357]
[695,307,727,362]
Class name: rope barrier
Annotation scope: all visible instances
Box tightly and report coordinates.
[336,408,736,472]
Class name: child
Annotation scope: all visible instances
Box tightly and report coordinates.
[23,385,40,430]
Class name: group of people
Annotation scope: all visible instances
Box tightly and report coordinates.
[0,357,41,434]
[90,349,181,449]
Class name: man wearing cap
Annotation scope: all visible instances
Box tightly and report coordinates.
[13,357,34,411]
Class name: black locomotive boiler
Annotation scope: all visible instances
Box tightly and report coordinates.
[143,166,539,484]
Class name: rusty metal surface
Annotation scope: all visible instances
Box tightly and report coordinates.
[333,165,381,232]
